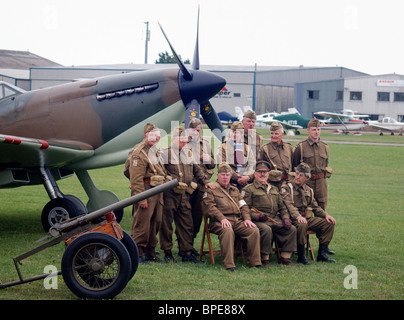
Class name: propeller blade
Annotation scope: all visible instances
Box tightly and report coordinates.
[158,21,193,81]
[201,101,225,142]
[185,99,201,128]
[192,5,200,71]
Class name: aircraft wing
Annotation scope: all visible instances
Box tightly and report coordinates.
[0,133,94,169]
[366,123,396,132]
[260,119,302,129]
[314,111,345,119]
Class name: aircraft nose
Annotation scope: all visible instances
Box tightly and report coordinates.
[178,70,226,105]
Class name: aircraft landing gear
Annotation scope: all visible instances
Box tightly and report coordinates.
[40,168,87,232]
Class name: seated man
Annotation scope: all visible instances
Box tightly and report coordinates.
[202,162,261,271]
[280,162,336,264]
[243,161,297,266]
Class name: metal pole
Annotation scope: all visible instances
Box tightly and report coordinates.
[144,21,150,64]
[53,179,179,234]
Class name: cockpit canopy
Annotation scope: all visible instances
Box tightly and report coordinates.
[0,81,25,100]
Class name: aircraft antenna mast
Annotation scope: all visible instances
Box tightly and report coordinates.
[144,21,150,64]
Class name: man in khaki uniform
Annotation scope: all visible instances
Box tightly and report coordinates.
[292,118,332,210]
[160,126,213,263]
[242,110,263,160]
[280,162,336,264]
[202,163,261,271]
[218,121,256,190]
[128,123,169,263]
[259,122,293,181]
[187,118,215,244]
[243,161,297,266]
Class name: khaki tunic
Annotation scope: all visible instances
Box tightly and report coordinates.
[218,140,256,189]
[292,138,330,210]
[159,146,210,253]
[280,180,335,246]
[243,130,263,160]
[128,140,168,250]
[243,180,296,260]
[259,141,293,176]
[202,183,261,268]
[188,138,215,239]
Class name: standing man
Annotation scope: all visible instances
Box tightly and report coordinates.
[202,162,261,271]
[218,121,256,190]
[259,122,293,181]
[128,123,169,263]
[187,118,215,245]
[292,118,332,210]
[243,161,297,266]
[242,110,263,161]
[280,162,336,263]
[160,126,212,263]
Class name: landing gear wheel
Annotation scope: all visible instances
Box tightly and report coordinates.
[41,197,87,232]
[61,232,132,299]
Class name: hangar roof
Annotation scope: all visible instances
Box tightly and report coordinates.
[0,49,61,70]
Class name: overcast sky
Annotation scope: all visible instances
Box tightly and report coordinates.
[3,0,404,75]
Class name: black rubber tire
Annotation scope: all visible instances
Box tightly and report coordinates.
[41,197,86,232]
[120,230,139,281]
[61,232,131,299]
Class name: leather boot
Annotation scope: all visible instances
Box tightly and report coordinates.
[317,244,336,263]
[297,245,310,265]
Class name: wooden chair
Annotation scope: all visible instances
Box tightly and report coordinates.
[274,230,315,262]
[199,204,244,264]
[306,230,316,260]
[273,237,282,263]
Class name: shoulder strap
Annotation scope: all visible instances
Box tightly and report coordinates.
[214,182,241,213]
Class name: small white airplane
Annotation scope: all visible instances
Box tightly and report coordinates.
[235,106,303,130]
[314,110,369,134]
[367,117,404,135]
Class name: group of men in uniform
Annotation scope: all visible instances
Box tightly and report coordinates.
[125,110,336,270]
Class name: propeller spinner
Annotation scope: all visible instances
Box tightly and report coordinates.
[158,7,226,141]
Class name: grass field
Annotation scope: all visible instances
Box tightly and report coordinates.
[0,130,403,300]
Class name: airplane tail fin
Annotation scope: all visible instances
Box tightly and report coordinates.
[235,106,243,120]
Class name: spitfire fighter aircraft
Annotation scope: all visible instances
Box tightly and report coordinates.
[0,8,226,232]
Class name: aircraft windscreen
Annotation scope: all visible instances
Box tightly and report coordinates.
[0,82,24,100]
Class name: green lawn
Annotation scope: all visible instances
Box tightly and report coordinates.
[0,130,403,300]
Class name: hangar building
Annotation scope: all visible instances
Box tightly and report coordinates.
[2,50,404,121]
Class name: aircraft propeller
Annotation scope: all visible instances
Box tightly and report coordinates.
[158,7,226,141]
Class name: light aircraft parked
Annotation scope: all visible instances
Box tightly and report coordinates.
[235,106,304,132]
[367,117,404,135]
[0,8,226,231]
[314,110,368,134]
[217,111,238,126]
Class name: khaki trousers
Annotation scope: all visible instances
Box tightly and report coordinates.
[209,215,261,269]
[255,217,297,261]
[293,216,335,246]
[160,190,194,253]
[131,183,163,250]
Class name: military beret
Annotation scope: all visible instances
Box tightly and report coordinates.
[270,121,283,131]
[231,121,244,131]
[217,162,232,173]
[268,170,283,182]
[144,123,158,134]
[295,162,311,174]
[243,110,257,120]
[188,117,202,128]
[308,118,321,128]
[255,161,271,172]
